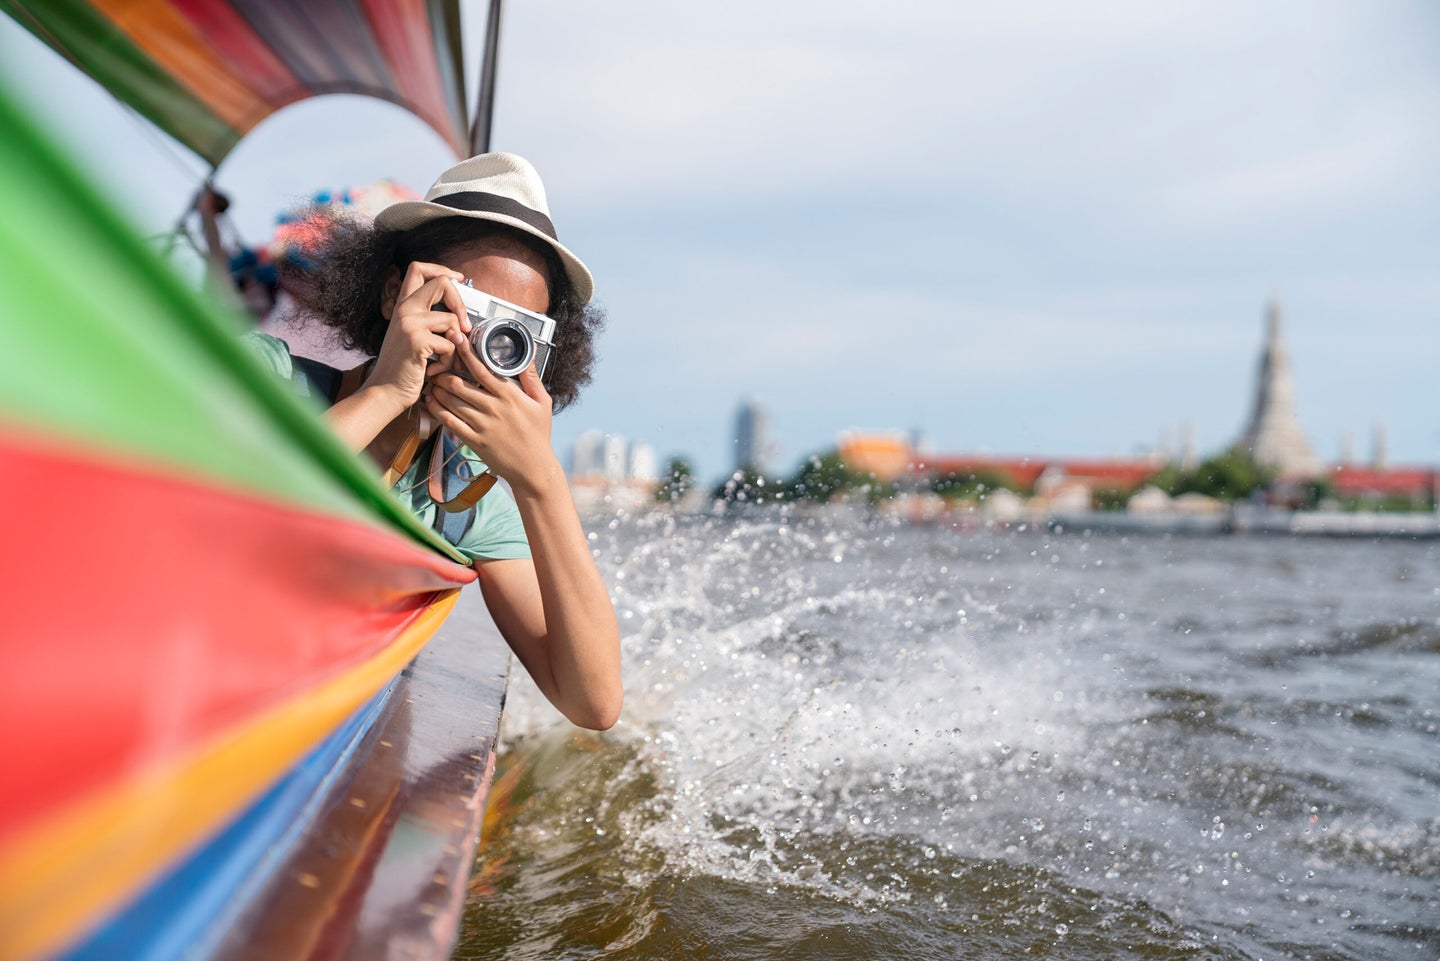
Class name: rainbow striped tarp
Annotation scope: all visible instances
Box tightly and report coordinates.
[0,71,481,961]
[0,0,469,166]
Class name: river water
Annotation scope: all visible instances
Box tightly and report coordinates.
[457,508,1439,961]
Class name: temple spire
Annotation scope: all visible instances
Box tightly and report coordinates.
[1236,297,1322,477]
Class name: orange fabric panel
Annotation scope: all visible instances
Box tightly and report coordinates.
[89,0,271,131]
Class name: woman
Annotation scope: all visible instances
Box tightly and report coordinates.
[246,153,622,730]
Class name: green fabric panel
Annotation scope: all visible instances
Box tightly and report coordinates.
[0,0,239,166]
[0,83,466,563]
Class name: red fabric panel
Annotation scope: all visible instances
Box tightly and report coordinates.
[0,435,475,846]
[169,0,307,107]
[360,0,460,151]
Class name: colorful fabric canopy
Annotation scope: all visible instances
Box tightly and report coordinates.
[0,0,469,167]
[0,77,477,961]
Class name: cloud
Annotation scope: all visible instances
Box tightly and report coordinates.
[5,0,1437,475]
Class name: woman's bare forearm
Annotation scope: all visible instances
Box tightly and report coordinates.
[323,384,408,453]
[509,455,623,729]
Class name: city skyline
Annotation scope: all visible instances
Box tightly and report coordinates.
[2,2,1435,483]
[574,294,1418,487]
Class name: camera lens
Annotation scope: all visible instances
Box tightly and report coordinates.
[485,328,523,367]
[477,320,534,377]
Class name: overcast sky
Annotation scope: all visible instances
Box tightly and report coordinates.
[2,1,1437,482]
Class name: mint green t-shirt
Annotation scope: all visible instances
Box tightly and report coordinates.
[244,331,531,563]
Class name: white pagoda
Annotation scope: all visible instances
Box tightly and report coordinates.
[1235,298,1322,477]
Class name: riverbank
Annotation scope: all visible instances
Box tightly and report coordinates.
[1047,507,1440,538]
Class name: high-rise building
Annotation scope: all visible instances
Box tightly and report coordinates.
[629,442,658,482]
[602,434,627,483]
[734,397,770,473]
[1235,298,1322,477]
[570,429,606,476]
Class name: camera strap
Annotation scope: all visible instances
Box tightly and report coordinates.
[426,432,498,512]
[332,362,496,513]
[380,420,496,513]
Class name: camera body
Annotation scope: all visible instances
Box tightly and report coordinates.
[454,281,557,384]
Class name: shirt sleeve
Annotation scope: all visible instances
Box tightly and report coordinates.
[240,330,330,404]
[456,484,533,562]
[240,330,295,379]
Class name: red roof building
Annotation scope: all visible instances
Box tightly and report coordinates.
[1330,465,1437,502]
[912,454,1161,493]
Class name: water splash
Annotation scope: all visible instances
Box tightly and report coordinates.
[472,510,1440,961]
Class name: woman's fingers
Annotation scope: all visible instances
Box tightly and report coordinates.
[425,333,457,362]
[398,261,464,303]
[515,361,552,404]
[435,278,472,334]
[397,268,473,337]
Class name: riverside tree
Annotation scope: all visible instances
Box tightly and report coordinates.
[1150,449,1273,501]
[654,456,695,505]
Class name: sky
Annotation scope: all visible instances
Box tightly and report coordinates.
[2,1,1437,484]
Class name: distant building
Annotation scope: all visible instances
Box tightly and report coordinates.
[570,429,605,477]
[734,398,771,473]
[1330,461,1436,507]
[837,431,913,482]
[565,431,664,512]
[1235,298,1322,477]
[841,296,1434,517]
[921,454,1159,495]
[601,434,627,483]
[628,442,658,482]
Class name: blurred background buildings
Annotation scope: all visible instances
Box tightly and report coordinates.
[564,299,1436,521]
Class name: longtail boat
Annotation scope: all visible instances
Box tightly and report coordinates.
[0,3,514,958]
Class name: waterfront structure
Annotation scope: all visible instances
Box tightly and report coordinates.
[734,398,771,473]
[1235,299,1322,477]
[837,430,912,482]
[628,442,658,483]
[832,293,1434,517]
[919,453,1160,496]
[566,431,662,511]
[569,429,605,477]
[601,434,627,483]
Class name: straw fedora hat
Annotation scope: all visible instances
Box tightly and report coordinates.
[375,152,594,306]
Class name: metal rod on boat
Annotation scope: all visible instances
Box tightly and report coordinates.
[469,0,504,154]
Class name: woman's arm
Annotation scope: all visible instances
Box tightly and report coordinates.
[427,346,623,730]
[322,261,471,453]
[475,486,624,730]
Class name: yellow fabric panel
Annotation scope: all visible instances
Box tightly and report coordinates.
[0,590,460,961]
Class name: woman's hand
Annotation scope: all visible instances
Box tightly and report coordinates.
[364,262,473,412]
[437,344,622,731]
[424,340,559,496]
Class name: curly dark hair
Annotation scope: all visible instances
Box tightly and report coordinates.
[286,210,603,413]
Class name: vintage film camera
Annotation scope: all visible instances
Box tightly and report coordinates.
[418,281,560,511]
[455,280,557,384]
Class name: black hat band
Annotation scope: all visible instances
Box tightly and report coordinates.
[433,191,557,240]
